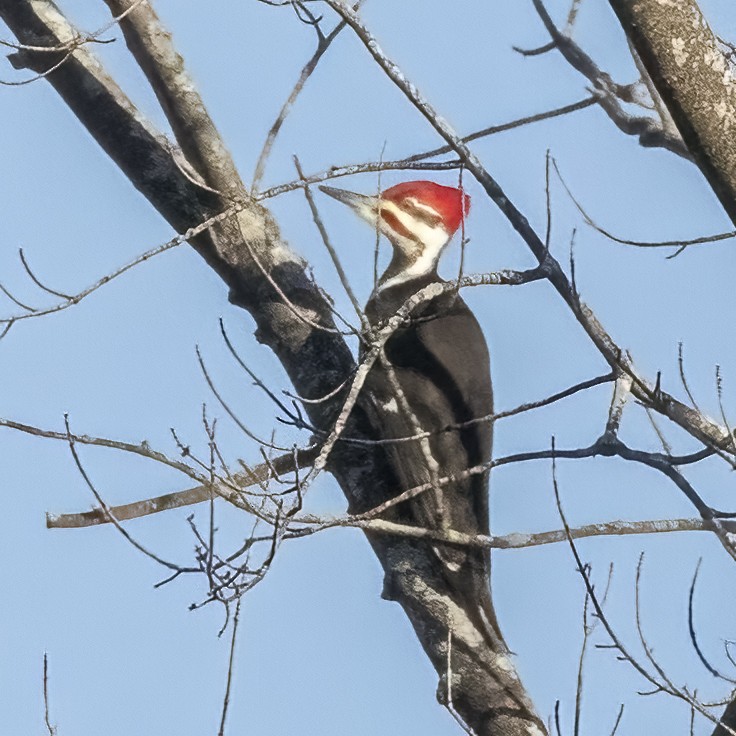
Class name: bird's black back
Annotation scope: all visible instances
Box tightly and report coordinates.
[359,274,502,646]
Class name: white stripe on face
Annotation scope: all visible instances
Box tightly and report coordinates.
[403,197,446,226]
[376,200,452,290]
[379,200,449,255]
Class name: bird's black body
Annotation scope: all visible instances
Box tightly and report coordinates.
[318,179,503,649]
[362,272,504,649]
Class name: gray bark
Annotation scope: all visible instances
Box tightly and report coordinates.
[607,0,736,225]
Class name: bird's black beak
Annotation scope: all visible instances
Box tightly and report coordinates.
[319,184,378,213]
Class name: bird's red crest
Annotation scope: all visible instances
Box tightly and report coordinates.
[383,181,470,234]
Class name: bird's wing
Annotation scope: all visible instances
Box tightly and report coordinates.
[383,295,493,531]
[361,290,503,647]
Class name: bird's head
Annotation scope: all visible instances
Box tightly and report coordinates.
[320,180,470,287]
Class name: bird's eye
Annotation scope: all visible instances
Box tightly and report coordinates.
[400,202,443,227]
[379,207,417,241]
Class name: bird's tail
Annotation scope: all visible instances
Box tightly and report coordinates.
[438,549,508,654]
[474,589,508,654]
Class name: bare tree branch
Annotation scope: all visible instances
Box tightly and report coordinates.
[46,364,607,528]
[42,653,56,736]
[0,208,236,333]
[552,158,736,255]
[46,445,316,528]
[217,598,241,736]
[62,415,197,573]
[607,0,736,224]
[102,0,242,198]
[256,98,603,202]
[527,0,690,158]
[0,0,217,242]
[286,515,736,550]
[6,2,736,732]
[405,96,599,162]
[252,12,352,191]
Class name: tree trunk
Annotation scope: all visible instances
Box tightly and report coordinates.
[607,0,736,224]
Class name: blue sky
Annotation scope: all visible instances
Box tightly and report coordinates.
[2,1,736,734]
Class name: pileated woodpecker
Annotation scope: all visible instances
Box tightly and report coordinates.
[320,180,505,651]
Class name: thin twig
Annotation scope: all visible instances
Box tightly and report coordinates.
[196,346,296,451]
[43,653,56,736]
[609,705,624,736]
[527,0,690,158]
[63,415,195,573]
[251,15,350,191]
[18,248,72,299]
[1,204,241,333]
[293,155,368,331]
[257,99,598,202]
[217,598,241,736]
[1,0,149,86]
[1,416,204,482]
[258,159,462,201]
[553,158,735,254]
[550,442,674,694]
[688,559,736,683]
[405,96,598,162]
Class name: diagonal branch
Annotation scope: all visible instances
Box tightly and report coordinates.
[252,13,352,191]
[0,0,217,239]
[404,95,599,162]
[46,445,317,529]
[102,0,243,197]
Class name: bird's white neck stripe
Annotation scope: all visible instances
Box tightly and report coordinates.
[378,249,438,291]
[374,200,450,292]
